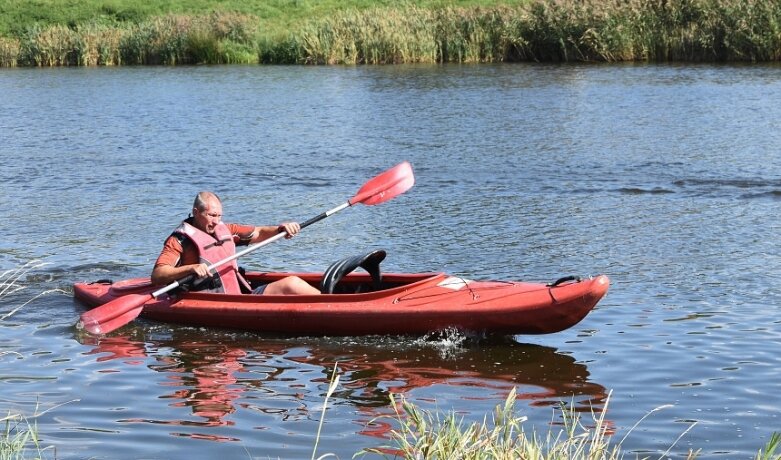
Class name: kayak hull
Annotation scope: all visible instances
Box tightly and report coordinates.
[73,272,609,336]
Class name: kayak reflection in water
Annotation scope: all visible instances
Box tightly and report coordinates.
[76,333,613,439]
[150,191,320,296]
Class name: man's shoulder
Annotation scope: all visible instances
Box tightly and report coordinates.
[225,222,253,233]
[163,232,187,251]
[224,222,255,245]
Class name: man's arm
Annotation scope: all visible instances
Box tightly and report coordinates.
[151,262,210,286]
[246,222,302,244]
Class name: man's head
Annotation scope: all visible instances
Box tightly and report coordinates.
[192,191,223,234]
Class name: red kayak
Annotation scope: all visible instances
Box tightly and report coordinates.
[74,251,609,336]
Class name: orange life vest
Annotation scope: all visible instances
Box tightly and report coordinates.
[173,221,243,294]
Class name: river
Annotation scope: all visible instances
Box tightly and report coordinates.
[1,63,780,458]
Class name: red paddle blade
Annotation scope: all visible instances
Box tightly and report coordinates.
[349,161,415,206]
[77,293,151,335]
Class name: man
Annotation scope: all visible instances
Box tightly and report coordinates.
[151,191,321,296]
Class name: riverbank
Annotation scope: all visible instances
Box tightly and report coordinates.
[1,0,779,66]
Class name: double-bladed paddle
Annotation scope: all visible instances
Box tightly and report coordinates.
[77,161,415,335]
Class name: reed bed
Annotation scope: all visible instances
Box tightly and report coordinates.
[5,11,259,66]
[0,36,19,67]
[1,0,780,66]
[275,0,781,64]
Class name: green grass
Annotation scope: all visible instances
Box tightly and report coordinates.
[1,413,46,460]
[359,388,781,460]
[0,0,526,38]
[361,389,695,459]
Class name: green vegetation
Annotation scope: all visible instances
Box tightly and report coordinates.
[0,0,522,39]
[361,389,781,460]
[1,413,46,460]
[362,389,696,459]
[1,0,780,66]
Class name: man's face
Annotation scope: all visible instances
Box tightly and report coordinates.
[193,198,223,234]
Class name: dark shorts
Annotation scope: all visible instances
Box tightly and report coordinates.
[252,284,268,295]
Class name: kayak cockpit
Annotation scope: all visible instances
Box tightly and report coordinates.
[95,249,440,299]
[243,249,413,295]
[242,271,442,295]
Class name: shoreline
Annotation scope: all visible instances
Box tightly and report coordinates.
[1,1,780,67]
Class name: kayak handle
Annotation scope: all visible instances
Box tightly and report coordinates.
[548,276,581,287]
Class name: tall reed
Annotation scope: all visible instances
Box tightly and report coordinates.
[0,37,20,67]
[18,24,78,66]
[3,11,259,66]
[0,3,780,65]
[75,22,124,66]
[264,0,781,64]
[118,13,259,65]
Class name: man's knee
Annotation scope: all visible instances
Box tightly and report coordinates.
[264,276,317,295]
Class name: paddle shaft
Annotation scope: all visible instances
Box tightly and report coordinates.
[151,202,351,298]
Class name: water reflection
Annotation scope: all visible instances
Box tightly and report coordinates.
[76,330,608,444]
[79,334,248,434]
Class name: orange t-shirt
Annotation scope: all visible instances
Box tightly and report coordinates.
[153,222,255,269]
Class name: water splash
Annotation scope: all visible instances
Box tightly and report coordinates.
[414,327,472,359]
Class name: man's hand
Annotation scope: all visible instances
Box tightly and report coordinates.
[190,263,211,278]
[278,222,301,239]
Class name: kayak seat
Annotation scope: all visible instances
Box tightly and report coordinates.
[320,249,386,294]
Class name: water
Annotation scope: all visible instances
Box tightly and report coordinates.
[1,63,780,459]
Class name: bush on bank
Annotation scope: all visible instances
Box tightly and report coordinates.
[1,0,780,67]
